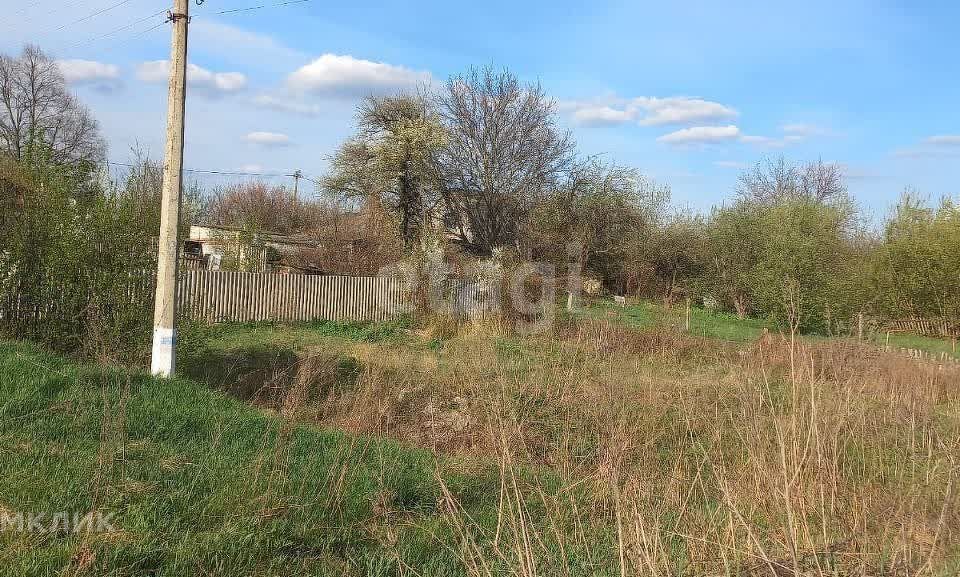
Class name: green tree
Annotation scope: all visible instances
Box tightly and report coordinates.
[528,158,669,291]
[0,155,162,358]
[638,212,707,306]
[872,192,960,320]
[751,198,859,334]
[702,202,763,318]
[324,95,445,248]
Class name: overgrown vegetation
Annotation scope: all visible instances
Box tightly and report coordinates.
[2,36,958,577]
[2,48,957,366]
[323,69,959,337]
[2,311,958,575]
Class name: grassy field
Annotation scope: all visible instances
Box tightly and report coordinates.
[584,299,774,342]
[587,298,960,359]
[2,310,959,575]
[0,338,571,576]
[874,331,960,360]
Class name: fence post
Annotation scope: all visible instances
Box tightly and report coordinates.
[857,312,864,342]
[685,297,691,332]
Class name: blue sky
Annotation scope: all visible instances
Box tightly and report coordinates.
[4,0,959,217]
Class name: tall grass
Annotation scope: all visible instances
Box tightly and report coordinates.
[1,314,957,575]
[280,317,960,575]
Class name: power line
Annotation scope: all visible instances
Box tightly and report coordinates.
[186,168,300,178]
[47,0,137,34]
[128,19,170,41]
[50,0,312,56]
[64,8,169,50]
[212,0,311,16]
[107,161,319,182]
[13,0,85,29]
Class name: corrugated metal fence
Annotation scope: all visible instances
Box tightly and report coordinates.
[177,271,412,323]
[4,269,493,326]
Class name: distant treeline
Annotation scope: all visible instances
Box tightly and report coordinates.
[319,67,960,335]
[1,47,958,361]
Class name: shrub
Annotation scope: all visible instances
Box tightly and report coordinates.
[0,156,170,362]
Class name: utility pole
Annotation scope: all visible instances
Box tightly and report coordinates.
[291,169,303,202]
[150,0,190,377]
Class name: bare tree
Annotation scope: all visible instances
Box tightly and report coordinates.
[799,158,846,202]
[737,156,847,205]
[433,66,574,255]
[530,157,669,289]
[0,45,104,169]
[736,156,799,204]
[204,181,326,234]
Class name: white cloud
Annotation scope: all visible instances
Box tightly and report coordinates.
[894,134,960,158]
[572,105,634,126]
[137,61,247,96]
[244,131,292,147]
[658,125,741,145]
[562,101,629,127]
[238,164,264,172]
[56,59,121,91]
[738,122,827,148]
[922,135,960,146]
[252,94,322,116]
[286,54,431,98]
[634,97,738,126]
[189,65,247,93]
[566,96,737,127]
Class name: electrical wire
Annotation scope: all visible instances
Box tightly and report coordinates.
[13,0,85,28]
[107,161,318,182]
[46,0,312,54]
[212,0,311,16]
[48,0,137,34]
[57,0,316,54]
[128,19,170,41]
[64,8,169,50]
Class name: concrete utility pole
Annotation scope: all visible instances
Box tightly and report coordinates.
[150,0,190,377]
[291,169,303,202]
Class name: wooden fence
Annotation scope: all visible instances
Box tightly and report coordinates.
[883,318,959,339]
[177,271,411,323]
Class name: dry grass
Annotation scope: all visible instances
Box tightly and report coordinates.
[3,311,958,575]
[257,314,960,575]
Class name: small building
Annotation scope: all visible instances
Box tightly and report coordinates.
[184,224,324,273]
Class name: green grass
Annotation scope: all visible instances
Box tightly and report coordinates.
[685,307,773,342]
[2,312,957,575]
[189,318,412,354]
[583,299,773,342]
[585,298,960,357]
[873,331,960,360]
[174,318,415,398]
[0,339,608,576]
